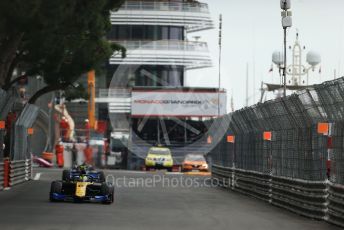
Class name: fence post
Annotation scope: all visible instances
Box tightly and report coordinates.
[0,122,5,161]
[3,158,9,189]
[30,155,33,180]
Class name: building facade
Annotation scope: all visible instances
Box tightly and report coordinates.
[96,0,225,169]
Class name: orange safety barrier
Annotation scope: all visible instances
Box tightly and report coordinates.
[84,146,93,165]
[227,135,235,143]
[263,131,272,141]
[57,153,64,168]
[42,152,54,162]
[27,128,34,135]
[317,123,329,135]
[0,121,5,129]
[55,144,64,168]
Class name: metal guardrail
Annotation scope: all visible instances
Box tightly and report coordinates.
[212,165,329,220]
[270,176,327,220]
[212,166,271,202]
[211,165,234,188]
[234,169,271,203]
[119,0,210,13]
[9,159,31,187]
[327,183,344,227]
[0,159,32,191]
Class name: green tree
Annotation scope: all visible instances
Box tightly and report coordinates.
[64,84,89,102]
[0,0,125,103]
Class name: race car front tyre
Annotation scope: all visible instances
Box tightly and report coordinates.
[49,181,62,202]
[101,183,114,204]
[62,170,70,182]
[109,186,115,203]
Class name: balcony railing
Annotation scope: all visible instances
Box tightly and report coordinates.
[118,0,209,13]
[109,40,212,69]
[110,40,209,52]
[98,88,131,98]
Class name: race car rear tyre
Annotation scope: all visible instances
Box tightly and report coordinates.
[62,170,70,182]
[99,171,106,183]
[49,181,62,202]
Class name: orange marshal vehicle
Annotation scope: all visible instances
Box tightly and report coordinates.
[181,154,209,172]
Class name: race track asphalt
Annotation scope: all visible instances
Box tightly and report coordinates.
[0,168,340,230]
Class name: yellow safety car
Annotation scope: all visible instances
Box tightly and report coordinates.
[145,147,173,171]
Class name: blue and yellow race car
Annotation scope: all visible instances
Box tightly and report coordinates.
[49,165,114,204]
[62,164,106,183]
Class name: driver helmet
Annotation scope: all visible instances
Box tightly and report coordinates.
[78,164,87,175]
[80,175,88,182]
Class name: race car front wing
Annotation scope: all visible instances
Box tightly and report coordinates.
[51,193,111,202]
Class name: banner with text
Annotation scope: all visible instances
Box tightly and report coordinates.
[131,91,227,117]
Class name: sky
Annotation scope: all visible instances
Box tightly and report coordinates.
[185,0,344,110]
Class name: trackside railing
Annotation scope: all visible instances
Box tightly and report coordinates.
[211,77,344,228]
[9,159,32,186]
[327,182,344,227]
[0,158,32,190]
[212,165,328,220]
[270,176,327,220]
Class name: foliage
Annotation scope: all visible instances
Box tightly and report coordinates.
[64,84,89,102]
[0,0,126,103]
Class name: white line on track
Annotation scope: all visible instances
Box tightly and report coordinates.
[33,173,41,181]
[114,170,184,175]
[165,172,183,175]
[111,170,147,174]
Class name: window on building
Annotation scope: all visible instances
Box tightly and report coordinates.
[117,26,129,40]
[146,26,159,40]
[134,66,184,87]
[169,69,183,86]
[131,25,144,40]
[107,25,184,41]
[161,26,169,40]
[170,27,184,40]
[107,26,117,40]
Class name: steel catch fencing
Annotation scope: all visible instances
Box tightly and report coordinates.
[211,77,344,227]
[0,88,16,161]
[12,104,39,161]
